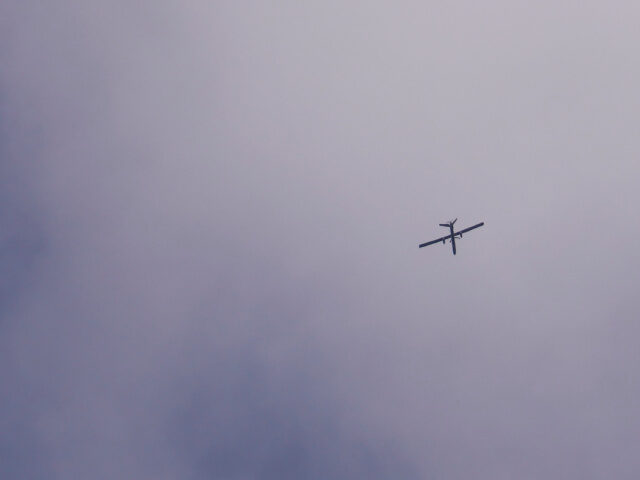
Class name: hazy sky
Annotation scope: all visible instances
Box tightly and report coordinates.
[2,2,640,479]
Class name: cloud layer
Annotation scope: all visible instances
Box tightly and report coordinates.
[3,2,640,478]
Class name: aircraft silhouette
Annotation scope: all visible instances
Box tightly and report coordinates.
[418,219,484,255]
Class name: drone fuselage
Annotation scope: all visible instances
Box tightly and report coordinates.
[445,223,456,255]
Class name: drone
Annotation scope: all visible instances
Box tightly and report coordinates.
[418,219,484,255]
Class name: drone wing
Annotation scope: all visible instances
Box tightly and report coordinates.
[418,234,452,248]
[455,222,484,236]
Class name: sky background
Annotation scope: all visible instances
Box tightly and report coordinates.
[2,1,640,479]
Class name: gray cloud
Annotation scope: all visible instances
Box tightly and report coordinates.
[2,1,640,478]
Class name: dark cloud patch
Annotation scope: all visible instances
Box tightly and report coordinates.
[0,97,47,324]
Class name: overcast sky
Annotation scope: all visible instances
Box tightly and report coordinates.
[2,1,640,479]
